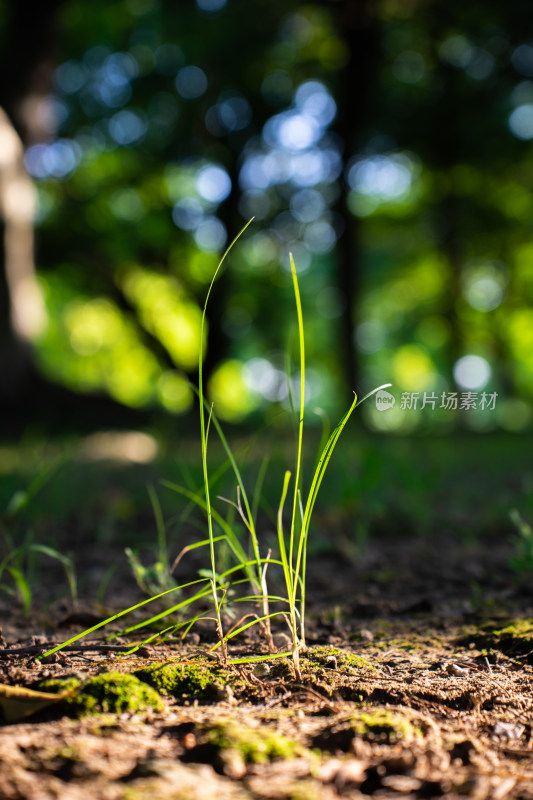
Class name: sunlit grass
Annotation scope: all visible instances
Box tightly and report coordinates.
[39,224,389,674]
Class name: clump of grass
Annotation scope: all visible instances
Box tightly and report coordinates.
[509,509,533,576]
[39,223,389,679]
[184,239,388,678]
[0,458,77,616]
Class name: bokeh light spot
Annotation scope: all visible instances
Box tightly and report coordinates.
[512,44,533,78]
[157,371,192,412]
[25,140,82,179]
[348,154,413,200]
[176,65,208,99]
[109,188,145,222]
[208,360,257,421]
[109,110,147,145]
[196,165,231,203]
[290,188,325,222]
[172,197,204,230]
[453,355,491,389]
[393,345,436,391]
[55,60,86,94]
[193,216,227,252]
[303,220,337,254]
[244,357,288,402]
[294,81,336,124]
[508,104,533,140]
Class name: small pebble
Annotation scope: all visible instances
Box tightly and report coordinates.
[446,663,467,676]
[253,663,271,677]
[41,653,60,664]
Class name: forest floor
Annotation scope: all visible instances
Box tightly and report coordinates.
[1,431,533,798]
[1,533,533,800]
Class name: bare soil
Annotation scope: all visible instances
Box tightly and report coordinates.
[1,531,533,800]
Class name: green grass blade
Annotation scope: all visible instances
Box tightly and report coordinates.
[356,383,392,407]
[116,584,214,635]
[147,484,167,569]
[27,544,77,606]
[218,557,284,582]
[210,611,288,649]
[5,454,64,518]
[189,385,262,568]
[289,253,305,573]
[228,651,292,665]
[292,392,358,605]
[277,470,293,598]
[162,481,249,567]
[312,407,331,470]
[7,566,31,616]
[39,578,209,659]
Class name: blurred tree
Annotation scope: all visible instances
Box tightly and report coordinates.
[320,0,381,391]
[1,0,533,434]
[0,0,62,426]
[0,0,155,433]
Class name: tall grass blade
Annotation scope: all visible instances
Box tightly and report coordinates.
[289,253,305,574]
[39,579,207,659]
[147,484,167,570]
[198,218,254,662]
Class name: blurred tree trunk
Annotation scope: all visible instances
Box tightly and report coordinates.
[0,0,62,423]
[321,0,381,394]
[0,0,150,435]
[0,109,45,402]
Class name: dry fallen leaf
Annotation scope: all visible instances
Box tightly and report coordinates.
[0,682,76,723]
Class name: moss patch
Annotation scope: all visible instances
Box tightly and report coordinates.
[38,673,164,716]
[348,709,419,742]
[179,719,311,776]
[304,645,374,673]
[134,660,238,702]
[457,618,533,662]
[313,709,419,751]
[209,720,307,762]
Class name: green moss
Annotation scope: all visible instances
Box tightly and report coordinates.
[347,710,419,743]
[205,720,308,764]
[38,673,164,716]
[314,709,419,751]
[134,660,235,702]
[287,781,322,800]
[304,646,374,673]
[38,676,81,696]
[458,618,533,660]
[269,659,294,679]
[492,619,533,638]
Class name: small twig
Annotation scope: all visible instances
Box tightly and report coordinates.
[0,643,151,657]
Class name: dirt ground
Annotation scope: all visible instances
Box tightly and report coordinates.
[1,530,533,800]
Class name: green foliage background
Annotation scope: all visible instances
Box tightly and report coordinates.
[6,0,533,432]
